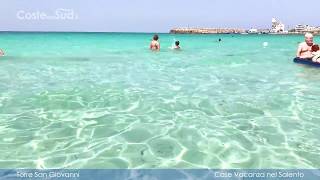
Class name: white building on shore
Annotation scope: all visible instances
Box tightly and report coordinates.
[295,24,306,32]
[294,24,320,33]
[248,28,258,34]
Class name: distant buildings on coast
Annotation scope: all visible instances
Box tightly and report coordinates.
[170,28,245,34]
[290,24,320,34]
[170,18,320,35]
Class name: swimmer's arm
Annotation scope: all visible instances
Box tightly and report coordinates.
[300,54,314,59]
[311,51,320,56]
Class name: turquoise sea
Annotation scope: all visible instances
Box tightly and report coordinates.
[0,33,319,169]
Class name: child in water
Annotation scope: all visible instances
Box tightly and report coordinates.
[311,44,320,63]
[150,34,160,51]
[0,49,4,56]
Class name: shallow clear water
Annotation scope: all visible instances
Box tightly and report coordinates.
[0,33,319,169]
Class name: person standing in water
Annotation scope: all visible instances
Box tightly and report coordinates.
[296,33,314,58]
[150,34,160,51]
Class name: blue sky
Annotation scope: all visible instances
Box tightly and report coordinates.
[1,0,320,32]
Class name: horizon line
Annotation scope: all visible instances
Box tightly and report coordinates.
[0,30,170,34]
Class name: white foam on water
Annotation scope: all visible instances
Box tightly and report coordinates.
[263,42,269,47]
[35,158,46,169]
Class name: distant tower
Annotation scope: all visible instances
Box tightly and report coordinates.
[271,18,285,33]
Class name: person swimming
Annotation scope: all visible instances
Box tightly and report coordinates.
[150,34,160,51]
[173,41,180,49]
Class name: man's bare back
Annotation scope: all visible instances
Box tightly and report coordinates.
[150,34,160,51]
[150,40,160,50]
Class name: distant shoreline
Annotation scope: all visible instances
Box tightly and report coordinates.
[0,31,162,34]
[0,31,316,35]
[170,28,320,35]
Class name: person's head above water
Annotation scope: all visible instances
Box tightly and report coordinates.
[175,41,180,46]
[305,33,314,45]
[153,34,159,41]
[312,44,320,52]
